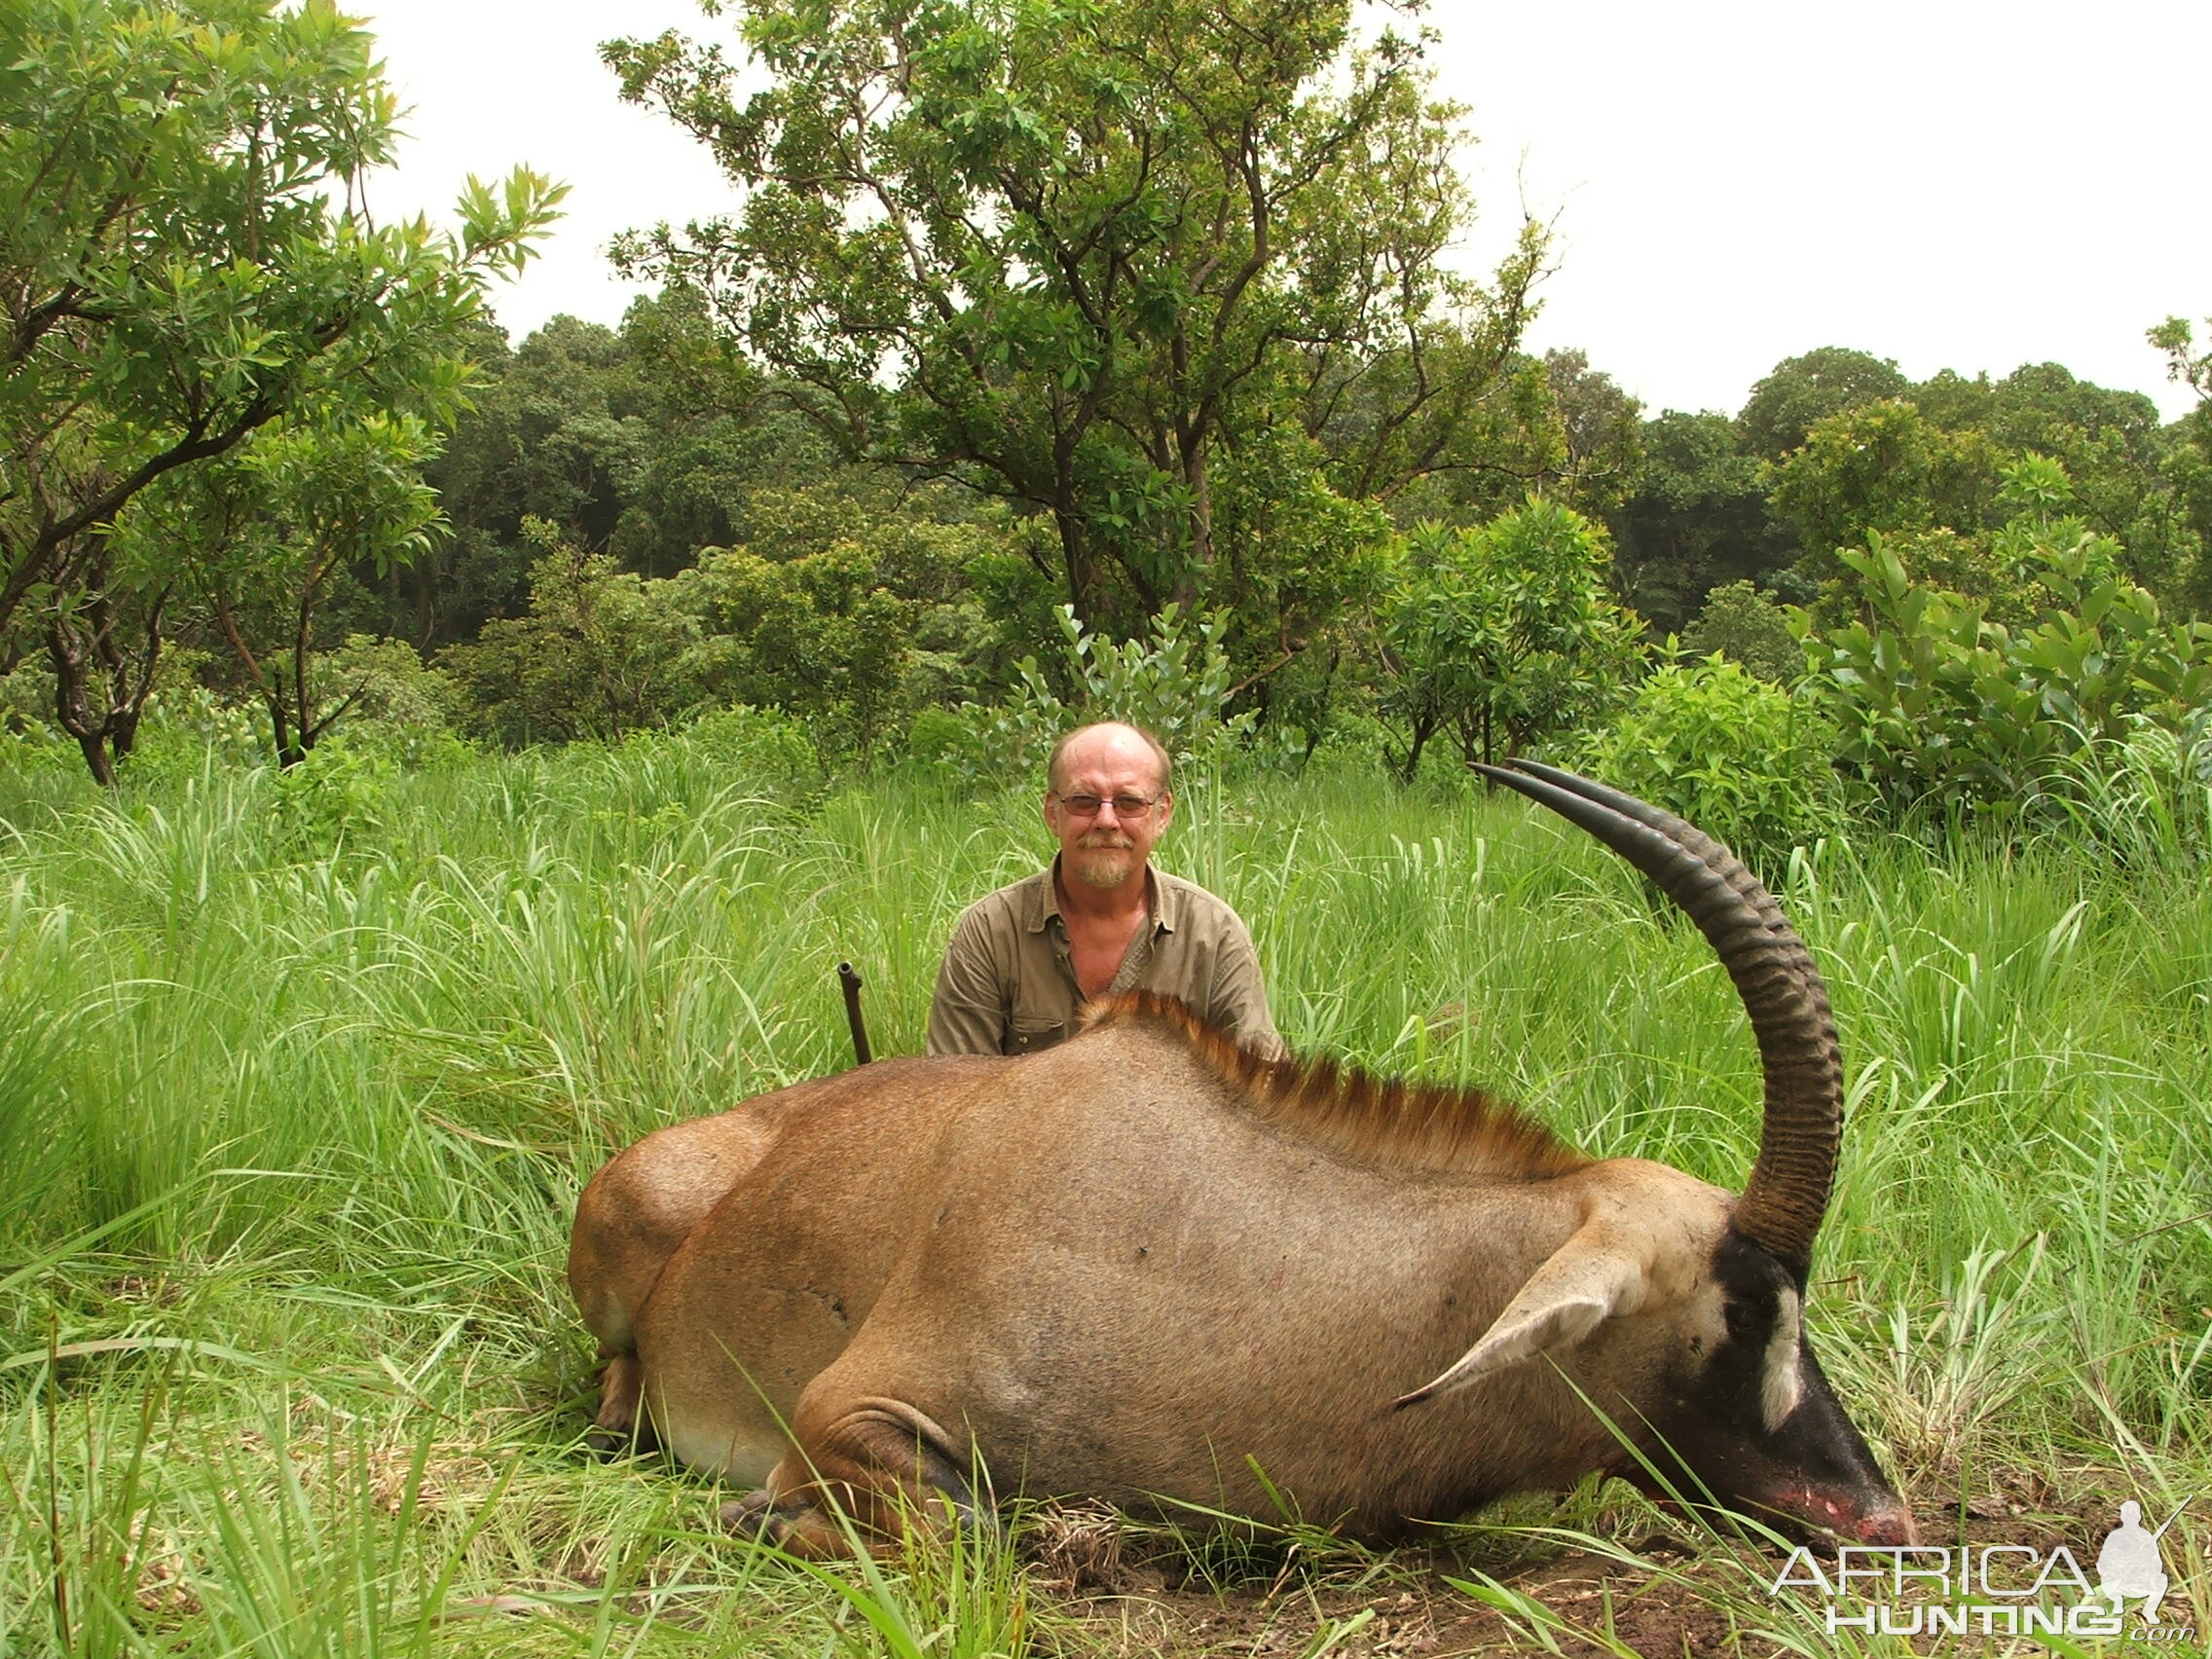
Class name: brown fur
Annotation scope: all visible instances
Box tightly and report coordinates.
[1080,991,1590,1181]
[574,1000,1908,1558]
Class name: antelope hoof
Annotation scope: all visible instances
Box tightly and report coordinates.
[719,1490,778,1536]
[581,1417,660,1462]
[584,1428,635,1461]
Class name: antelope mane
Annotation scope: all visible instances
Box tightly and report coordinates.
[1082,992,1590,1181]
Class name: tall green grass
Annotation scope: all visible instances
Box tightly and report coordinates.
[2,734,2207,1653]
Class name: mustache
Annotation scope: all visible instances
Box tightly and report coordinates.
[1078,831,1135,850]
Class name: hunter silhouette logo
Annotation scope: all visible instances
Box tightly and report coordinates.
[2097,1497,2190,1625]
[1765,1492,2196,1640]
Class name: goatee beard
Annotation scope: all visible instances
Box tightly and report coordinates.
[1070,849,1136,889]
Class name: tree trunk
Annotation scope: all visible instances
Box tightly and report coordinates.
[1395,711,1434,785]
[1052,504,1096,619]
[213,588,299,767]
[1172,436,1212,608]
[46,581,166,786]
[1300,647,1342,771]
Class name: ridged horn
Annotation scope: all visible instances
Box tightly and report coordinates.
[1473,760,1841,1280]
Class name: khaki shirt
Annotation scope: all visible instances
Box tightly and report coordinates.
[927,862,1284,1058]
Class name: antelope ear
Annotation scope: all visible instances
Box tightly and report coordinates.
[1393,1229,1649,1408]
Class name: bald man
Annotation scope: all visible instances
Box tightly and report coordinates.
[926,721,1284,1058]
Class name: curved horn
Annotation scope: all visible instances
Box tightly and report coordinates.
[1473,761,1841,1279]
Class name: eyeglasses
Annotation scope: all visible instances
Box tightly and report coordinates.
[1052,792,1161,819]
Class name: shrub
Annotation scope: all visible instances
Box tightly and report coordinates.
[1378,501,1647,782]
[0,660,73,774]
[122,683,271,779]
[315,636,473,770]
[944,603,1253,785]
[267,736,394,854]
[1680,580,1802,685]
[1578,656,1843,877]
[1805,533,2212,834]
[441,536,709,746]
[682,541,916,768]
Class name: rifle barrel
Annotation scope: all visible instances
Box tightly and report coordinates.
[836,961,871,1066]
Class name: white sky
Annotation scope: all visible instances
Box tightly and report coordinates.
[358,0,2212,421]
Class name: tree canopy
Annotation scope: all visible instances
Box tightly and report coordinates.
[5,0,2210,816]
[603,0,1546,635]
[0,0,561,777]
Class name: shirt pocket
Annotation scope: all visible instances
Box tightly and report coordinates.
[1006,1019,1071,1055]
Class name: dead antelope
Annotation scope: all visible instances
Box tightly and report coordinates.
[568,761,1913,1555]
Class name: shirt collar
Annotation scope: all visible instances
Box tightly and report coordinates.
[1021,865,1058,933]
[1028,859,1168,933]
[1149,867,1180,934]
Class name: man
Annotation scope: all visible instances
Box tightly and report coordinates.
[927,720,1284,1057]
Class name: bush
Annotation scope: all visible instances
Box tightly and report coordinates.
[1680,580,1802,685]
[1578,656,1843,877]
[310,636,474,770]
[122,683,271,779]
[683,541,916,767]
[442,538,709,746]
[944,603,1254,785]
[1805,533,2212,835]
[267,736,394,854]
[1378,500,1648,782]
[0,660,74,775]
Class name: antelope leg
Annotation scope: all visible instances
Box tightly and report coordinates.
[727,1392,983,1558]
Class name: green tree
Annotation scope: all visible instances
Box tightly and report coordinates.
[2151,315,2212,606]
[1768,399,2005,608]
[1203,421,1389,749]
[186,416,444,767]
[949,600,1253,783]
[2150,315,2212,406]
[436,317,653,556]
[1680,579,1800,684]
[1610,349,2205,643]
[1377,498,1646,780]
[683,542,917,766]
[1736,346,1909,461]
[1609,409,1786,629]
[387,314,653,650]
[441,496,1020,763]
[1579,656,1838,877]
[1914,362,2194,598]
[1608,351,1913,629]
[1536,348,1644,514]
[1805,530,2212,823]
[0,0,563,780]
[605,0,1543,626]
[442,525,709,746]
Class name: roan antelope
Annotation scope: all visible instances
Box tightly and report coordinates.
[568,761,1913,1555]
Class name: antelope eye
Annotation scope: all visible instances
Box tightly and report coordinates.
[1723,1300,1758,1340]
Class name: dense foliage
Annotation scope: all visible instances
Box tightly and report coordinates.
[3,0,2211,870]
[0,0,562,780]
[1378,500,1643,779]
[1576,656,1838,876]
[601,0,1551,639]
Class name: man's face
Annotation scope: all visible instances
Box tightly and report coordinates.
[1044,729,1172,893]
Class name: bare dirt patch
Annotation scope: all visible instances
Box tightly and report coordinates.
[1036,1484,2210,1659]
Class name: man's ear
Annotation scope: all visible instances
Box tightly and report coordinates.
[1392,1223,1652,1408]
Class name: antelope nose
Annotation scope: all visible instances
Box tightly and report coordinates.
[1852,1504,1918,1546]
